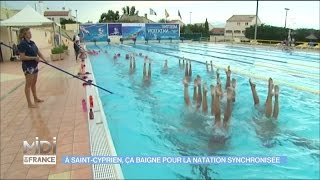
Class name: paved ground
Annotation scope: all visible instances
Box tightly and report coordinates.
[0,44,93,179]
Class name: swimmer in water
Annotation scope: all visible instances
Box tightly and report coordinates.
[133,55,136,70]
[206,61,209,72]
[189,61,192,77]
[231,78,236,102]
[210,60,213,72]
[225,66,231,89]
[202,82,208,114]
[147,61,151,81]
[163,59,168,70]
[182,57,185,68]
[143,59,147,80]
[193,79,197,102]
[249,78,279,119]
[183,78,191,106]
[185,61,189,80]
[196,75,202,109]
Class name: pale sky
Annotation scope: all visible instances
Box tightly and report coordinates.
[1,1,319,29]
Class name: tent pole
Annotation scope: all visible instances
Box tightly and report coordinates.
[52,23,55,47]
[9,26,13,58]
[59,26,61,45]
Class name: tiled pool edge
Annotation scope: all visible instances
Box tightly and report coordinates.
[84,45,124,179]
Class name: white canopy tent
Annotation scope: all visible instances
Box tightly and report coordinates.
[0,5,61,46]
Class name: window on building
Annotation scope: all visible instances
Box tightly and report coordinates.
[237,22,240,26]
[226,30,233,33]
[245,22,249,26]
[242,30,246,34]
[234,30,241,34]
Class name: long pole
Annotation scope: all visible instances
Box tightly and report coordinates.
[189,12,192,24]
[39,60,114,94]
[254,0,259,40]
[284,8,289,29]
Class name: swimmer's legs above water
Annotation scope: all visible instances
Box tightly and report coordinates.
[183,78,191,106]
[213,86,222,127]
[193,79,197,102]
[223,87,233,130]
[273,85,279,119]
[196,75,203,109]
[265,78,274,118]
[249,78,260,106]
[210,85,215,116]
[202,82,208,113]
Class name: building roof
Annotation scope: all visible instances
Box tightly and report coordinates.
[227,15,257,22]
[211,28,225,33]
[168,20,185,25]
[44,11,69,16]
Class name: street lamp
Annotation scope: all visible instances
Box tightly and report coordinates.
[284,8,290,29]
[75,9,78,22]
[75,9,79,34]
[254,0,259,40]
[189,12,192,25]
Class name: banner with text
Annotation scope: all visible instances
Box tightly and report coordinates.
[122,23,145,41]
[80,24,108,42]
[108,23,122,36]
[145,23,180,40]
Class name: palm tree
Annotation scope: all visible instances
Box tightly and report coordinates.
[122,6,139,16]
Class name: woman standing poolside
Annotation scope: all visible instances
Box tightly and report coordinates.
[17,27,47,108]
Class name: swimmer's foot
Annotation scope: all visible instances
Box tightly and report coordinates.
[268,77,274,90]
[249,78,256,88]
[28,103,38,108]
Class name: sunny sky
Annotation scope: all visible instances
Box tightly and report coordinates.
[1,1,319,29]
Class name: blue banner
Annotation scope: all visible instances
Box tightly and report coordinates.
[122,23,145,40]
[108,24,122,36]
[145,24,180,40]
[80,24,108,42]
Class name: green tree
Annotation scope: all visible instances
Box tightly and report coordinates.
[122,6,139,16]
[99,10,120,23]
[204,18,209,37]
[158,19,166,23]
[60,18,77,26]
[245,24,320,42]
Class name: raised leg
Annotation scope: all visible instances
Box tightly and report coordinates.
[272,85,279,119]
[249,78,260,105]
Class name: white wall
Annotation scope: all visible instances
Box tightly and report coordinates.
[224,18,261,39]
[65,23,79,31]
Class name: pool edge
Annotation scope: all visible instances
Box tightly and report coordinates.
[84,44,124,180]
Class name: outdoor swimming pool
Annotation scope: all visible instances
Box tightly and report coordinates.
[87,42,319,179]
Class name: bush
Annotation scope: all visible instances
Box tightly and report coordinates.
[51,46,64,54]
[61,44,68,50]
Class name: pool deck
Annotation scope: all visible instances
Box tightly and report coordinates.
[0,47,93,179]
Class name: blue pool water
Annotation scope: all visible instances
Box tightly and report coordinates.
[88,43,319,179]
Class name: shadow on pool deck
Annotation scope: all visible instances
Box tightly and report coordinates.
[0,46,92,179]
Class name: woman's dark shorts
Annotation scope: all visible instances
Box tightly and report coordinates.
[22,63,38,75]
